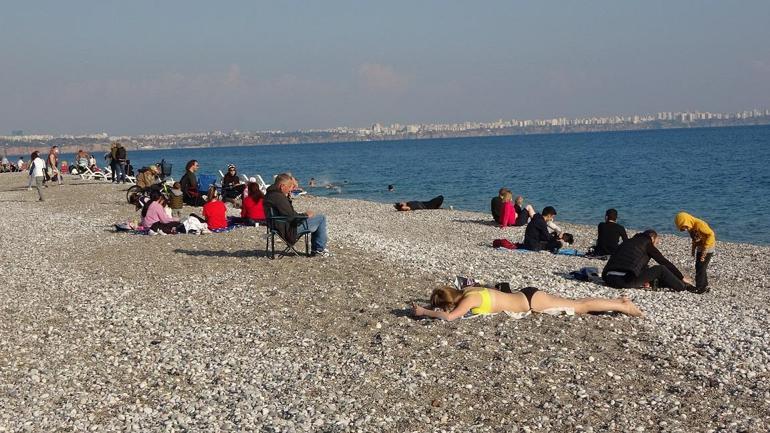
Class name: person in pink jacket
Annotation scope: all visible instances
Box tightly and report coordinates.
[140,191,179,234]
[499,190,518,228]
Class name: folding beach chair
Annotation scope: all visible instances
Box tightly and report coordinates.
[197,174,220,195]
[264,206,311,259]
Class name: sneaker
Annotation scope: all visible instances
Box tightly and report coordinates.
[148,230,159,236]
[158,230,168,236]
[687,285,709,294]
[311,249,332,257]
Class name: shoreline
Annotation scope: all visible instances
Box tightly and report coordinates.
[1,174,769,431]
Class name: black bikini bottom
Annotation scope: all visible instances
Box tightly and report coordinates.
[518,286,539,309]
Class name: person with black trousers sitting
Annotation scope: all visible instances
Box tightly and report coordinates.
[179,160,205,207]
[523,206,563,252]
[594,208,629,256]
[602,229,699,292]
[491,188,509,224]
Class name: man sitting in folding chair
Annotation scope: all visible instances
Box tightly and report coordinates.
[264,173,331,258]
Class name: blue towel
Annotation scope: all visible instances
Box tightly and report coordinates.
[556,248,585,256]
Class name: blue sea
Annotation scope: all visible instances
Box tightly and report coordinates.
[67,125,770,245]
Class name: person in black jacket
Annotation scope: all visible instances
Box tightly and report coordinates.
[394,195,443,211]
[264,173,330,256]
[491,188,509,224]
[593,208,629,256]
[602,230,697,292]
[523,206,562,251]
[179,160,205,207]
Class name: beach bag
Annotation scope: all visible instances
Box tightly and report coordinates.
[493,239,516,250]
[569,267,602,283]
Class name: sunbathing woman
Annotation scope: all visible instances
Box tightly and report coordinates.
[412,285,642,321]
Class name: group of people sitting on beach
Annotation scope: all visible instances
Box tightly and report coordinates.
[131,161,332,256]
[411,189,716,321]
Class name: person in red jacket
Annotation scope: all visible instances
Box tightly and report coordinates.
[202,186,228,230]
[241,182,266,223]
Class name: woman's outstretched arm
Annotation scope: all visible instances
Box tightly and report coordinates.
[412,296,475,321]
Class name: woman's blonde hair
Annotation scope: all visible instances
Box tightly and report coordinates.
[430,286,464,312]
[501,190,513,202]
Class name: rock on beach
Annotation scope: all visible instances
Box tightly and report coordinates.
[0,173,769,432]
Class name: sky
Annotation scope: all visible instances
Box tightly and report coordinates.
[1,0,769,135]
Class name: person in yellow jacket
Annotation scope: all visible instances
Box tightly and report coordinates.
[675,212,715,292]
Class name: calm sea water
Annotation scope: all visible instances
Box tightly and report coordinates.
[66,125,770,245]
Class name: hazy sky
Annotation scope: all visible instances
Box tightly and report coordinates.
[1,1,769,135]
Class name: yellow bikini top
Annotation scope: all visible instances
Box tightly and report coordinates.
[464,288,493,315]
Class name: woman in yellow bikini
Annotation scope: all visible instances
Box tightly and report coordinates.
[412,286,642,321]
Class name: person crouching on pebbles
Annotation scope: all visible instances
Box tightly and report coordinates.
[412,286,642,321]
[675,212,715,293]
[602,229,700,293]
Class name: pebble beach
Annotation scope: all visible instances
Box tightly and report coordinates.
[1,174,769,432]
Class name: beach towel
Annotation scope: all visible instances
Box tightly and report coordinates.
[555,248,585,257]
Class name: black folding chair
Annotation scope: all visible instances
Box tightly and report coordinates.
[264,206,311,259]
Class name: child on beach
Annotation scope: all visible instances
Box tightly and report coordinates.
[169,182,184,219]
[675,212,715,292]
[412,285,642,321]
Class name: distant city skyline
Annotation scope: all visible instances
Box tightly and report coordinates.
[2,1,769,135]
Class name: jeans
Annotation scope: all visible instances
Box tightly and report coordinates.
[303,214,328,251]
[696,252,714,289]
[34,176,45,201]
[604,265,686,291]
[111,160,124,182]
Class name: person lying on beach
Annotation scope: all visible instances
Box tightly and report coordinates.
[602,229,700,293]
[394,195,444,211]
[592,208,629,256]
[412,285,642,321]
[674,212,715,293]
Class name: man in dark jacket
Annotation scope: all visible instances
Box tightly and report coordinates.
[602,230,698,292]
[264,173,330,256]
[490,188,509,224]
[179,160,205,206]
[523,206,562,251]
[594,208,629,256]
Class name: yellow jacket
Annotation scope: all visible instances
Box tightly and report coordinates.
[674,212,716,250]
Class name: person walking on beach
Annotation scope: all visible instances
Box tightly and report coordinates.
[29,151,46,201]
[674,212,715,292]
[265,173,331,257]
[115,142,128,183]
[46,146,62,186]
[602,229,699,293]
[593,208,629,256]
[412,285,642,321]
